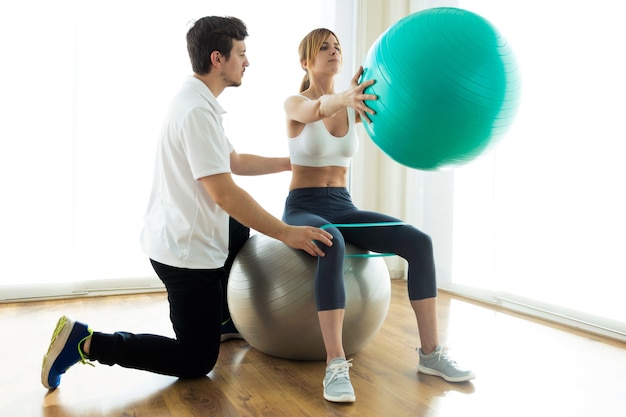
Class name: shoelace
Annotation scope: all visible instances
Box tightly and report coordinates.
[417,345,458,365]
[77,331,95,367]
[326,359,353,385]
[437,345,449,359]
[436,346,457,364]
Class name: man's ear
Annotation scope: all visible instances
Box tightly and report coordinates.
[211,51,222,66]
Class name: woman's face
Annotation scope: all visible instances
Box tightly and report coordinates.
[309,33,342,75]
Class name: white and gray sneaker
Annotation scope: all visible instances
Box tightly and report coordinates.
[418,345,475,382]
[323,357,356,403]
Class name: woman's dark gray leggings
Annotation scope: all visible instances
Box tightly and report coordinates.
[283,187,437,311]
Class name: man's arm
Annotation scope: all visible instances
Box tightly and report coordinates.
[200,173,331,257]
[230,151,291,176]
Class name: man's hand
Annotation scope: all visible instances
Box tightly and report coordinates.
[281,226,333,257]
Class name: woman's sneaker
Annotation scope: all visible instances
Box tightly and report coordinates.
[323,358,356,403]
[41,316,93,389]
[418,345,475,382]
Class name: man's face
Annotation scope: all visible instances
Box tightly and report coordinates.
[221,40,249,87]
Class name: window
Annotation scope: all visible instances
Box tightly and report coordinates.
[0,0,349,300]
[418,0,625,340]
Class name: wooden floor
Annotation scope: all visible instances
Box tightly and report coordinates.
[0,279,624,417]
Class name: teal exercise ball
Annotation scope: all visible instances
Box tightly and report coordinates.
[361,7,521,170]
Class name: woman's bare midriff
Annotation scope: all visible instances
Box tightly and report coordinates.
[289,165,348,190]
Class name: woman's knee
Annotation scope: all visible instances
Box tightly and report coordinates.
[318,227,345,253]
[417,230,433,252]
[403,225,433,249]
[395,226,434,268]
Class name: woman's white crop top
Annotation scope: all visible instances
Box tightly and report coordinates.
[288,99,359,168]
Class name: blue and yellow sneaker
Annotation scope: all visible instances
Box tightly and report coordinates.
[41,315,93,389]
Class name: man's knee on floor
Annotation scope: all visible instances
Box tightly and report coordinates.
[177,363,214,379]
[177,354,217,378]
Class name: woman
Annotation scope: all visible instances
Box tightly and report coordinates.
[282,28,474,403]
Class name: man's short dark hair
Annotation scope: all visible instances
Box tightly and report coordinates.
[187,16,248,75]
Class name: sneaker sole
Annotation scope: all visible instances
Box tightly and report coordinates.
[41,316,74,389]
[418,365,476,382]
[323,392,356,403]
[322,380,356,403]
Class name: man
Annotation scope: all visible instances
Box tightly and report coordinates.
[41,16,332,390]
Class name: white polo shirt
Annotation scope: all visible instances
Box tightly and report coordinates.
[141,76,235,269]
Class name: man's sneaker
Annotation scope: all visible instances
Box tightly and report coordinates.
[418,345,475,382]
[220,318,243,342]
[323,357,356,403]
[41,316,93,389]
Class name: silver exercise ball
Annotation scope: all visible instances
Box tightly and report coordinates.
[227,233,391,360]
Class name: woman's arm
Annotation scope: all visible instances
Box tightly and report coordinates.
[284,66,378,124]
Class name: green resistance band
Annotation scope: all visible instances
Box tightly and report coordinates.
[319,222,405,258]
